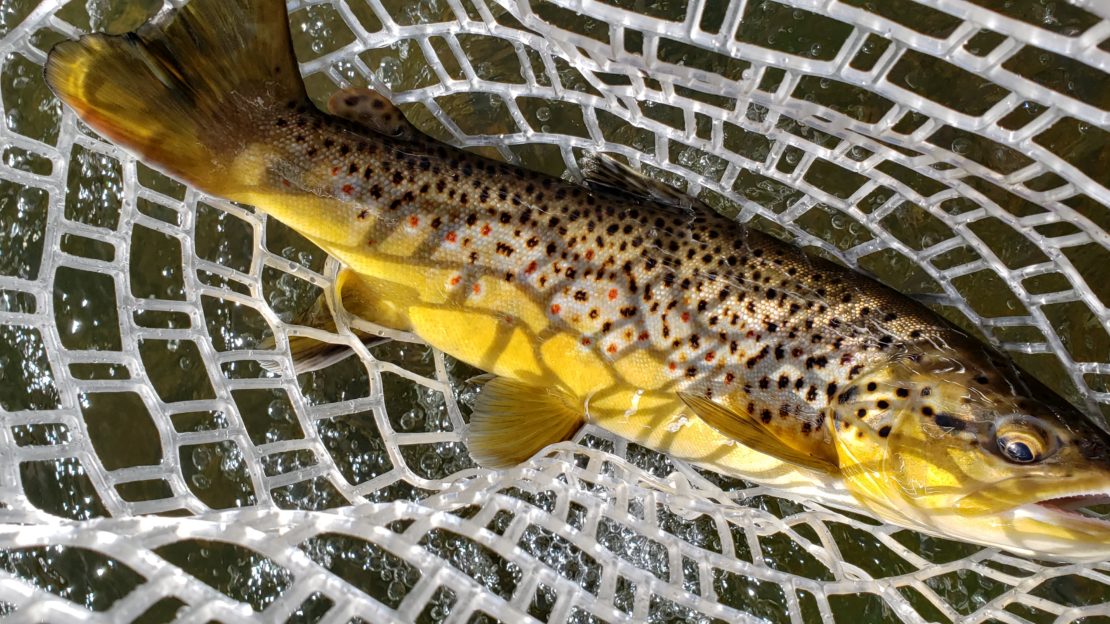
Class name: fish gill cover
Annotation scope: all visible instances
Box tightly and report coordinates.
[0,0,1109,622]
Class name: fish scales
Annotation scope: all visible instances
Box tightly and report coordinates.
[273,108,947,428]
[44,0,1110,561]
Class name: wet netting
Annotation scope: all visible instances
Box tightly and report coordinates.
[1,0,1109,621]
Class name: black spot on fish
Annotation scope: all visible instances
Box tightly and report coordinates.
[878,425,891,438]
[837,386,858,404]
[934,413,966,431]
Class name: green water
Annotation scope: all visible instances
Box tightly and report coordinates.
[2,0,1109,622]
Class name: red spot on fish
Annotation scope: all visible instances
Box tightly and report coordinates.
[637,331,649,341]
[331,167,340,176]
[668,362,677,371]
[446,231,457,243]
[681,311,690,323]
[725,372,735,384]
[581,338,591,346]
[585,250,594,260]
[525,261,537,274]
[607,344,617,354]
[408,215,420,227]
[608,289,618,301]
[551,304,561,314]
[480,224,491,236]
[472,283,481,295]
[281,179,291,187]
[450,275,461,286]
[342,184,354,195]
[705,351,715,362]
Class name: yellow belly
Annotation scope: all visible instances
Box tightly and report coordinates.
[333,246,835,493]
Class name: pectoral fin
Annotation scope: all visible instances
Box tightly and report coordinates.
[467,377,584,469]
[260,268,387,374]
[678,392,839,474]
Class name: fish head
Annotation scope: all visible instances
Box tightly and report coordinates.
[827,349,1110,561]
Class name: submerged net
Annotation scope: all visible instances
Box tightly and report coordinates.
[1,0,1109,621]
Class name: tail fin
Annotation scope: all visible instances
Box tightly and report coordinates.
[44,0,307,193]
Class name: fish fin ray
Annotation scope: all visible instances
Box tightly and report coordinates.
[467,377,584,469]
[580,153,710,213]
[327,87,416,140]
[44,0,307,193]
[258,268,390,374]
[678,392,839,473]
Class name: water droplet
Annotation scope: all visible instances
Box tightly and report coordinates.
[192,447,212,469]
[268,399,291,422]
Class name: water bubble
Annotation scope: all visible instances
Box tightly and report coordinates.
[190,473,210,489]
[268,399,291,422]
[221,452,242,474]
[178,355,194,371]
[192,447,212,469]
[536,107,551,121]
[419,450,442,474]
[399,408,423,431]
[809,43,822,57]
[951,137,972,155]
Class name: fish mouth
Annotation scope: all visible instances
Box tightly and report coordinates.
[1028,489,1110,528]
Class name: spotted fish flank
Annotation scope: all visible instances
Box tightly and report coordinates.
[45,0,1110,562]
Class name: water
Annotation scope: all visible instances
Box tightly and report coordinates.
[2,0,1109,621]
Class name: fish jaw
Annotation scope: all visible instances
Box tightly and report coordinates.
[963,489,1110,562]
[840,471,1110,562]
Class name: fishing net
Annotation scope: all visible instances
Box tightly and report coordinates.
[1,0,1109,621]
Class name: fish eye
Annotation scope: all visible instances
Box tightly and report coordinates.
[993,419,1052,464]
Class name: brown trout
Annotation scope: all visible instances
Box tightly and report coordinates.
[46,0,1110,560]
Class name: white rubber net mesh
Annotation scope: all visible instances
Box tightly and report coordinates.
[2,0,1109,621]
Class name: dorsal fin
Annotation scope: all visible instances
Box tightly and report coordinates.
[579,153,709,213]
[678,392,839,473]
[327,86,416,140]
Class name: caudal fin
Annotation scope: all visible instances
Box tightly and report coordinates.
[44,0,307,193]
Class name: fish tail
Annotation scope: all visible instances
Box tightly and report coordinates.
[44,0,307,194]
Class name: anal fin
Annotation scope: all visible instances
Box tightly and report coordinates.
[467,377,584,469]
[678,392,839,473]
